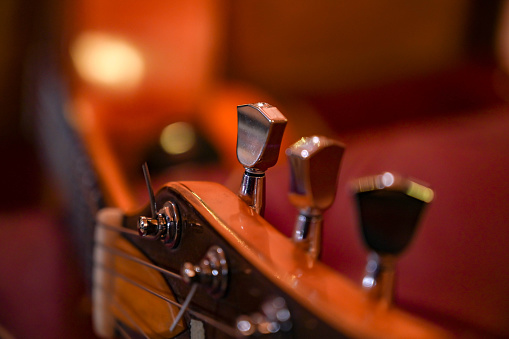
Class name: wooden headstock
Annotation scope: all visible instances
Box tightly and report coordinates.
[92,103,450,338]
[94,181,449,338]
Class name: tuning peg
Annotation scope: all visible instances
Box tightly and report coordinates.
[237,103,287,215]
[353,172,434,303]
[137,163,182,247]
[137,201,181,248]
[286,136,345,260]
[180,246,228,298]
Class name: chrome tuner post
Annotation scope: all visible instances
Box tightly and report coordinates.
[353,172,434,304]
[137,201,181,248]
[137,163,182,247]
[237,102,287,216]
[169,247,228,332]
[180,246,229,298]
[286,136,345,260]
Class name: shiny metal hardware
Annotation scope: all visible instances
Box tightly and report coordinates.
[181,246,228,298]
[237,102,287,216]
[286,136,345,260]
[137,201,181,248]
[353,172,434,303]
[236,297,292,336]
[361,252,397,302]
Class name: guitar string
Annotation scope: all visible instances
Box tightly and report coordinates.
[96,263,240,337]
[98,222,141,236]
[96,222,240,337]
[97,242,182,280]
[111,298,151,339]
[142,162,157,219]
[169,283,198,332]
[116,322,134,339]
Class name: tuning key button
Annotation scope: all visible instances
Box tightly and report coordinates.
[353,172,434,303]
[237,103,287,215]
[286,136,345,260]
[137,201,181,248]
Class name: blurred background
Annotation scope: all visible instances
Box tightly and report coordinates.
[1,0,508,338]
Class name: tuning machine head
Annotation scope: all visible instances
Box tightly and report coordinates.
[237,103,287,215]
[354,172,434,255]
[286,136,345,259]
[353,172,434,302]
[137,201,181,248]
[181,246,228,298]
[237,102,287,172]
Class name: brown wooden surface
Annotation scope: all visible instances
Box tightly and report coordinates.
[156,181,451,339]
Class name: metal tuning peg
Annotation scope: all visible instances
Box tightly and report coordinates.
[237,102,287,216]
[137,201,181,248]
[168,247,228,332]
[286,136,345,260]
[181,246,228,298]
[353,172,434,304]
[137,163,181,248]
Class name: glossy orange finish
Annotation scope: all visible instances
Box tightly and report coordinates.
[164,181,451,339]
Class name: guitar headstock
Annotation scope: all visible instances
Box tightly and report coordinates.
[92,103,449,338]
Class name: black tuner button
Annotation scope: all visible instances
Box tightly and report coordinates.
[354,172,433,255]
[353,172,434,302]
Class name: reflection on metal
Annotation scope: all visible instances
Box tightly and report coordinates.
[160,122,196,155]
[138,201,181,248]
[181,246,228,298]
[353,172,434,304]
[237,102,287,215]
[286,136,345,260]
[361,252,396,303]
[70,31,145,90]
[355,172,434,203]
[236,297,292,336]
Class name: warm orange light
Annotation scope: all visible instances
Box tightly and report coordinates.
[70,32,145,90]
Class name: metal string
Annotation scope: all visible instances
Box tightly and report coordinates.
[142,162,157,219]
[111,298,150,339]
[98,222,140,236]
[96,256,239,338]
[116,323,134,339]
[96,242,182,280]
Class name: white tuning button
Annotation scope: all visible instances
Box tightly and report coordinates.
[237,103,287,216]
[353,172,434,303]
[286,136,345,260]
